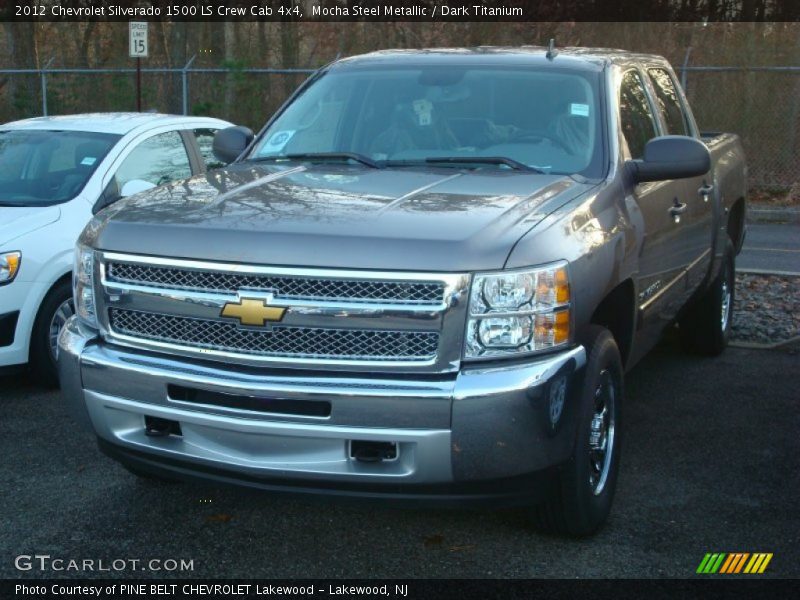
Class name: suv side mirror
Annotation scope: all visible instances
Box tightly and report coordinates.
[629,135,711,183]
[120,179,156,198]
[212,126,254,164]
[93,178,155,215]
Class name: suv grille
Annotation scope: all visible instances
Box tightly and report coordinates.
[106,262,444,305]
[109,309,440,361]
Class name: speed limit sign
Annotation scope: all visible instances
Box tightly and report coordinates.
[129,22,148,58]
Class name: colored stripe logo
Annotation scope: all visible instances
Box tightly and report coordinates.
[697,552,773,574]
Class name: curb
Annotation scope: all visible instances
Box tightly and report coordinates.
[747,208,800,224]
[736,268,800,277]
[730,335,800,350]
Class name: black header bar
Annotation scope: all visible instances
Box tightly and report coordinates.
[2,0,799,23]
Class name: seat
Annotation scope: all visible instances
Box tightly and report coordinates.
[370,100,459,157]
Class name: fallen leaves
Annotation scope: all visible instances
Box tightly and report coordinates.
[205,513,233,523]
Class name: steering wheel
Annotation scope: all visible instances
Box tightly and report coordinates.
[507,130,574,155]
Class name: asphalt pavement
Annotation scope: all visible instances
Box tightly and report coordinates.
[738,222,800,274]
[1,335,798,579]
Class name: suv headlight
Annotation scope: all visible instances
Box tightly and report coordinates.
[73,245,98,328]
[465,261,571,359]
[0,251,21,285]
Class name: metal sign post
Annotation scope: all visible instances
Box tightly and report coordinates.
[128,21,148,112]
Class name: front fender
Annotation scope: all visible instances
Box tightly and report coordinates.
[505,180,639,335]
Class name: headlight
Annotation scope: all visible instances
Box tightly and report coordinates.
[0,251,21,285]
[465,261,571,359]
[73,245,98,327]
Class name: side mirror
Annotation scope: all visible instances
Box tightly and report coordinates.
[629,135,711,183]
[120,179,157,198]
[212,126,254,164]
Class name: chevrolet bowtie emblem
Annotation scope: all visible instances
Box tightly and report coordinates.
[220,298,286,327]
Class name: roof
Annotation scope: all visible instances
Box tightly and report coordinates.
[1,112,230,135]
[333,46,671,72]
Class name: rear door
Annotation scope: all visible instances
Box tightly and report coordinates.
[99,129,193,205]
[619,69,687,329]
[184,127,226,173]
[646,66,713,291]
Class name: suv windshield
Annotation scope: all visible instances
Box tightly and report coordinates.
[250,65,604,177]
[0,130,119,206]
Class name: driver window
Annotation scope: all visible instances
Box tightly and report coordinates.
[111,130,192,193]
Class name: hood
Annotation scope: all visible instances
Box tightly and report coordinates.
[0,205,61,246]
[91,164,594,272]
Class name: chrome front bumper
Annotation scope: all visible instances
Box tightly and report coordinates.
[59,317,586,498]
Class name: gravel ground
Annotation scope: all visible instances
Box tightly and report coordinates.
[732,274,800,344]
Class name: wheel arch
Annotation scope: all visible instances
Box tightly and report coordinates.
[587,278,636,370]
[727,197,746,254]
[28,271,73,361]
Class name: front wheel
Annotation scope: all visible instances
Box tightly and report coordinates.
[30,279,74,388]
[532,326,624,536]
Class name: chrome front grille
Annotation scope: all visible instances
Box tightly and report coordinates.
[109,309,440,361]
[106,262,444,305]
[98,252,469,372]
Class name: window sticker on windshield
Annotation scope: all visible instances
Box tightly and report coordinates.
[80,157,97,166]
[262,130,295,153]
[412,99,433,126]
[570,103,590,117]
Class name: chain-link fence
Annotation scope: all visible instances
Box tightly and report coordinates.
[681,66,800,190]
[1,62,799,190]
[0,64,315,128]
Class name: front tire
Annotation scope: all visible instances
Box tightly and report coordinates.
[30,278,74,388]
[679,239,735,356]
[532,326,624,536]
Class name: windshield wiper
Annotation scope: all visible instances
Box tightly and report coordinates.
[248,152,381,169]
[424,156,544,173]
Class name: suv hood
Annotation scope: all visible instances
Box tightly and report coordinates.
[0,205,61,246]
[92,164,593,272]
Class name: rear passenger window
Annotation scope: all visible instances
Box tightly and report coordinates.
[648,68,690,136]
[193,128,224,170]
[619,70,658,160]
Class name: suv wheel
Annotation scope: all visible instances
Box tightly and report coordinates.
[30,279,73,388]
[679,239,735,356]
[532,325,624,537]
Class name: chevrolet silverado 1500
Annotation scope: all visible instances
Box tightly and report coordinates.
[59,47,746,535]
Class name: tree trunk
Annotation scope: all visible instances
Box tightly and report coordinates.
[3,22,40,118]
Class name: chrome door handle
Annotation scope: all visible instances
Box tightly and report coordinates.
[669,202,687,223]
[698,183,714,201]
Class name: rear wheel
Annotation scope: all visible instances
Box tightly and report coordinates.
[679,239,735,356]
[532,326,624,536]
[30,279,73,388]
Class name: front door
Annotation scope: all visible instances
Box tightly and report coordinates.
[646,67,714,292]
[619,69,688,333]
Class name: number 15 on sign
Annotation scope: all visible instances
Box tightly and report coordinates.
[129,22,148,58]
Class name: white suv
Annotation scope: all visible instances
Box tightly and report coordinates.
[0,112,232,385]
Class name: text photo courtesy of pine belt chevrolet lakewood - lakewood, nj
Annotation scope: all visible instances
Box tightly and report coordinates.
[2,0,799,592]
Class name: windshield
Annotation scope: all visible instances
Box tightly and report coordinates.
[250,65,604,177]
[0,130,120,206]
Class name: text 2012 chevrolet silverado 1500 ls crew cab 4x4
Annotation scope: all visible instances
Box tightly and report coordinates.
[59,47,746,535]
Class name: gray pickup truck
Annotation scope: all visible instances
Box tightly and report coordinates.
[59,47,746,535]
